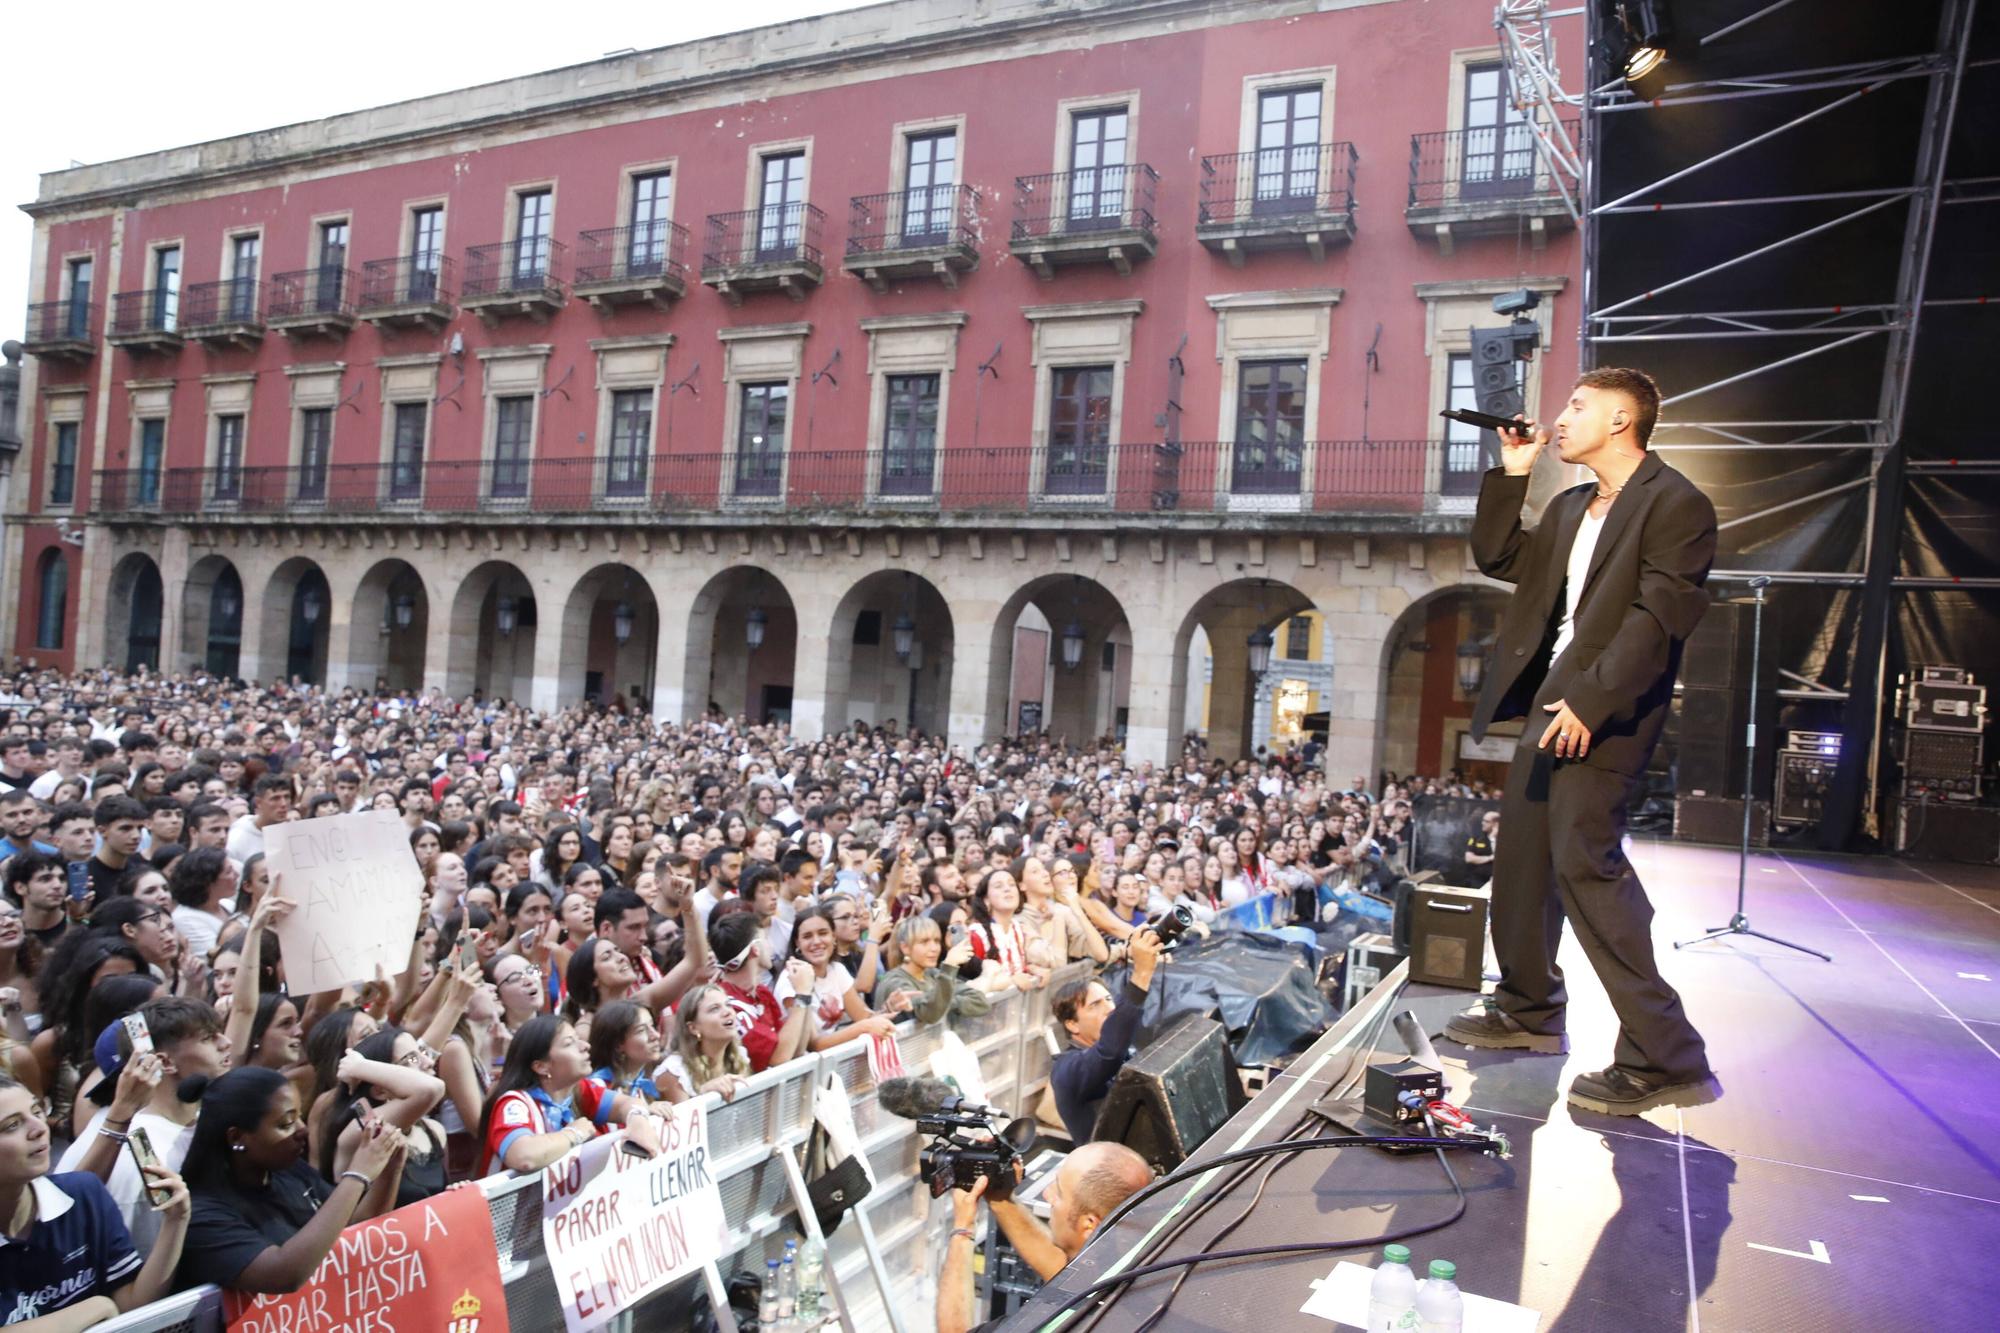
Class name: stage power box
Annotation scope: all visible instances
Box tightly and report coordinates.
[1364,1059,1446,1127]
[1342,933,1405,1011]
[1406,884,1488,990]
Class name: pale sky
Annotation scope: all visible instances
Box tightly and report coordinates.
[3,0,876,339]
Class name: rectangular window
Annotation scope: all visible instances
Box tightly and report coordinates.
[65,258,93,338]
[390,403,426,500]
[628,172,672,274]
[756,153,807,259]
[214,414,245,500]
[410,207,444,300]
[1285,616,1312,660]
[902,132,958,242]
[1233,358,1308,494]
[1442,353,1491,496]
[50,423,78,507]
[1101,640,1118,673]
[1068,108,1129,228]
[152,246,181,331]
[136,419,165,505]
[1045,365,1114,496]
[491,396,533,499]
[1461,62,1534,197]
[514,190,553,283]
[316,221,349,312]
[298,407,332,501]
[1254,86,1323,214]
[229,235,261,320]
[605,389,653,498]
[880,373,940,496]
[736,382,788,497]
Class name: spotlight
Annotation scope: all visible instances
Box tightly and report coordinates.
[1616,1,1673,93]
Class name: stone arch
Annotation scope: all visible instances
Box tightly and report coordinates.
[1376,581,1514,787]
[985,574,1135,744]
[181,554,245,680]
[681,566,799,723]
[347,559,430,693]
[1167,577,1317,763]
[556,564,660,711]
[445,561,539,703]
[256,557,334,688]
[822,570,956,736]
[106,552,165,674]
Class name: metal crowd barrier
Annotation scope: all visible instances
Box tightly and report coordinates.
[91,962,1093,1333]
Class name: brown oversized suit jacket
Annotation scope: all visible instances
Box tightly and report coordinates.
[1468,452,1718,778]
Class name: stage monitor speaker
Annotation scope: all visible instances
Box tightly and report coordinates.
[1406,884,1488,990]
[1675,596,1778,799]
[1092,1014,1245,1172]
[1674,794,1771,848]
[1895,800,2000,864]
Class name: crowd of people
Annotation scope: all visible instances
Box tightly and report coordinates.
[0,663,1497,1327]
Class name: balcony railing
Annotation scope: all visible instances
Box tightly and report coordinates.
[574,223,691,289]
[1408,121,1576,210]
[178,277,262,331]
[1011,165,1159,244]
[1199,142,1357,228]
[108,289,183,340]
[848,185,980,258]
[267,267,357,320]
[92,440,1438,520]
[23,300,96,355]
[462,238,568,302]
[358,253,457,309]
[704,202,827,270]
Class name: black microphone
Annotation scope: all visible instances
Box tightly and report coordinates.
[1440,407,1538,435]
[877,1076,999,1122]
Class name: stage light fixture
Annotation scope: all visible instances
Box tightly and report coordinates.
[1247,627,1275,676]
[1616,1,1673,91]
[746,607,767,651]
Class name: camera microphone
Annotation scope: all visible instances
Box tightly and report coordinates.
[877,1075,999,1122]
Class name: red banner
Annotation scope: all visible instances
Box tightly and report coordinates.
[224,1184,511,1333]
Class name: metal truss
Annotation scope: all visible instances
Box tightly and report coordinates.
[1495,2,1586,224]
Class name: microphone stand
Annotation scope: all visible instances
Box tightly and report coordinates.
[1676,577,1831,960]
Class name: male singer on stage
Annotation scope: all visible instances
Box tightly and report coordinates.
[1440,367,1723,1115]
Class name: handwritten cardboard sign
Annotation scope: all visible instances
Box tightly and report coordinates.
[542,1103,729,1333]
[264,809,425,993]
[225,1183,510,1333]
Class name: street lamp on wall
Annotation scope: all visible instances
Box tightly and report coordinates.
[1060,621,1085,671]
[300,587,323,626]
[612,601,634,645]
[746,607,767,652]
[496,596,518,637]
[393,593,415,630]
[1246,627,1275,677]
[1458,639,1486,696]
[215,584,240,626]
[892,612,916,664]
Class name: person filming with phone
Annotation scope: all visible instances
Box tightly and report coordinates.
[1048,927,1163,1145]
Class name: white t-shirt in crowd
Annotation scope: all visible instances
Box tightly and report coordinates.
[58,1108,195,1254]
[773,966,853,1038]
[225,814,267,864]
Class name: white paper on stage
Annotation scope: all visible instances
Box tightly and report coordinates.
[264,809,425,992]
[1300,1260,1541,1332]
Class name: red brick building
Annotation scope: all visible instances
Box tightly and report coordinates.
[13,0,1578,780]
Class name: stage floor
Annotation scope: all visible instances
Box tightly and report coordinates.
[1006,841,2000,1332]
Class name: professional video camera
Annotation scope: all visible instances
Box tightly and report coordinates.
[878,1076,1039,1200]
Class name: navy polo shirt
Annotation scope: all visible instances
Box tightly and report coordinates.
[0,1172,141,1323]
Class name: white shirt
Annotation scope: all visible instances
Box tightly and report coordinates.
[1551,507,1608,663]
[225,814,267,864]
[58,1108,195,1254]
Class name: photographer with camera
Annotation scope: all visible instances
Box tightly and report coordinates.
[936,1141,1152,1333]
[1049,926,1163,1145]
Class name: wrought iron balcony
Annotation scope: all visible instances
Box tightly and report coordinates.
[1406,122,1576,254]
[1009,165,1158,278]
[843,185,980,292]
[701,203,827,305]
[178,278,264,347]
[573,223,690,311]
[461,239,568,323]
[91,439,1446,522]
[22,300,96,361]
[357,254,457,331]
[106,289,184,353]
[1197,143,1357,265]
[266,267,357,339]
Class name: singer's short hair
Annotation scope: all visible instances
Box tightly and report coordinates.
[1574,367,1660,448]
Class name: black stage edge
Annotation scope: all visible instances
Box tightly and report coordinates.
[1002,842,2000,1331]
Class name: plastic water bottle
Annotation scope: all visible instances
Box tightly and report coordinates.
[1415,1259,1464,1333]
[778,1254,798,1323]
[759,1259,780,1328]
[795,1238,824,1326]
[1367,1244,1419,1333]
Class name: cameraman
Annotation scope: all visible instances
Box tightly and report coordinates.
[937,1142,1152,1333]
[1049,928,1162,1144]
